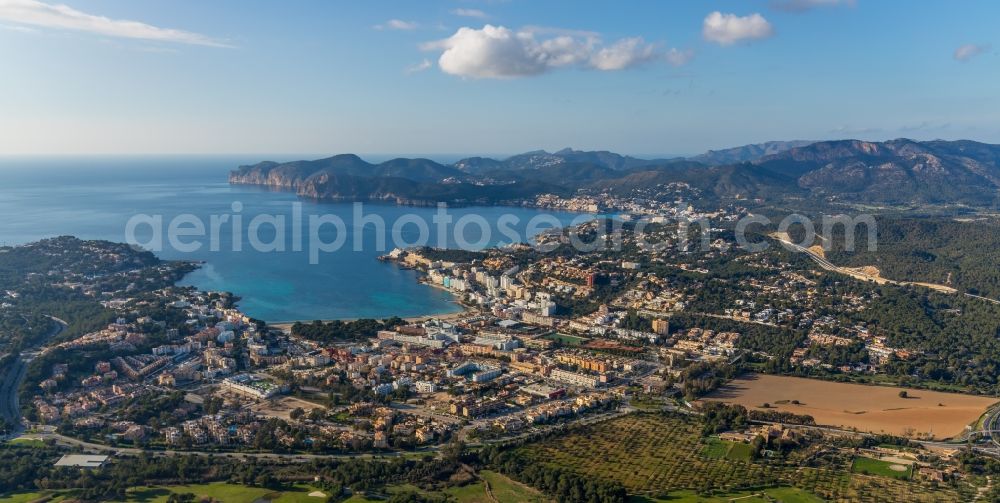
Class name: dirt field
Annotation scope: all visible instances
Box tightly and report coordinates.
[250,396,327,420]
[703,374,998,440]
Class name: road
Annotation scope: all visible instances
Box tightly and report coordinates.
[771,233,892,285]
[27,431,438,462]
[0,356,26,432]
[0,315,66,439]
[955,403,1000,453]
[987,407,1000,448]
[20,405,634,463]
[775,232,1000,306]
[770,233,965,295]
[964,292,1000,306]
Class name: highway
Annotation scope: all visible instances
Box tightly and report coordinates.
[959,404,1000,453]
[988,407,1000,448]
[770,232,892,285]
[0,356,26,432]
[0,316,66,439]
[768,233,985,298]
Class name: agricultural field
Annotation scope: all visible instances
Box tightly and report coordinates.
[517,412,973,502]
[851,457,912,480]
[703,374,997,439]
[701,438,751,461]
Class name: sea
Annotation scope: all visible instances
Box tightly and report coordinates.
[0,156,588,322]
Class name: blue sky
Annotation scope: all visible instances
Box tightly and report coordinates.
[0,0,997,157]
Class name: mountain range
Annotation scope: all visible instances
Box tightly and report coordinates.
[688,140,815,166]
[229,139,1000,207]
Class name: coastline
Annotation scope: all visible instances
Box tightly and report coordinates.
[269,305,474,333]
[166,192,587,326]
[228,181,601,214]
[269,274,475,333]
[183,232,479,333]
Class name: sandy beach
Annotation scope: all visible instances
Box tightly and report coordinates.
[269,304,476,333]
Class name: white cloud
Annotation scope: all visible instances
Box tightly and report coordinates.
[770,0,855,13]
[405,58,432,74]
[451,8,487,19]
[375,19,418,31]
[665,48,695,67]
[954,43,989,62]
[427,25,553,78]
[0,0,230,47]
[424,25,684,79]
[702,11,774,46]
[589,37,657,70]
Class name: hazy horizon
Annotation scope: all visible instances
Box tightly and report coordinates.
[0,135,993,165]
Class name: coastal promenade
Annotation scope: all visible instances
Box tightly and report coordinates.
[269,306,477,333]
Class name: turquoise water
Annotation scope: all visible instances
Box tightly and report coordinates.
[0,156,587,321]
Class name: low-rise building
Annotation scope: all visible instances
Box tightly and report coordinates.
[549,368,600,388]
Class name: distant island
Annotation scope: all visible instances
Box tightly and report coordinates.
[231,139,1000,208]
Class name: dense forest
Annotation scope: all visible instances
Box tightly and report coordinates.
[291,318,405,344]
[822,216,1000,299]
[0,236,159,287]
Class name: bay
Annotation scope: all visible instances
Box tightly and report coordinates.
[0,156,587,322]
